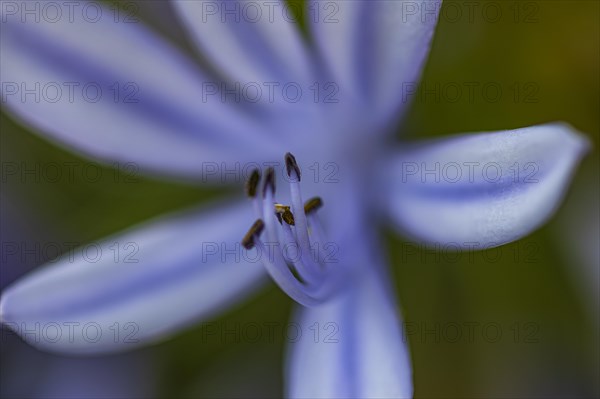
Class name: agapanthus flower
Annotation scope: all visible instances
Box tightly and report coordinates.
[0,1,589,397]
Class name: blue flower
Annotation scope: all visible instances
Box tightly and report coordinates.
[0,1,589,397]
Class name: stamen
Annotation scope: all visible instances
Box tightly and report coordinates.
[287,154,313,274]
[261,172,283,258]
[285,152,301,181]
[241,219,265,250]
[274,203,290,213]
[306,210,327,267]
[263,167,276,196]
[304,197,323,215]
[245,169,261,198]
[252,238,321,306]
[241,153,344,306]
[256,171,323,305]
[247,169,264,218]
[275,204,295,226]
[304,197,326,262]
[279,220,320,284]
[281,211,295,226]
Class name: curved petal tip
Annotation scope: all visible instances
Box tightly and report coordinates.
[382,122,591,248]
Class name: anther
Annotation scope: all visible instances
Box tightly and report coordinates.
[285,152,301,181]
[281,210,295,225]
[304,197,323,215]
[274,203,290,213]
[242,219,265,250]
[263,167,276,196]
[245,169,261,198]
[275,204,295,226]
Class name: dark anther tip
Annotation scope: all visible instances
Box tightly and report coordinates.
[262,167,276,196]
[282,210,295,226]
[274,204,295,226]
[284,152,301,181]
[242,219,265,250]
[304,197,323,215]
[245,169,261,198]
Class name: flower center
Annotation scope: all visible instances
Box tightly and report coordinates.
[241,153,341,306]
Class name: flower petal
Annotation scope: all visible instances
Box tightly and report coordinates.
[286,267,412,398]
[308,0,440,123]
[380,123,590,247]
[0,200,267,354]
[172,0,313,84]
[0,1,279,179]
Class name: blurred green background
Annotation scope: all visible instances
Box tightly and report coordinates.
[1,0,598,397]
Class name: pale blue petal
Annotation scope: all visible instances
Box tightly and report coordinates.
[308,0,440,124]
[172,0,313,85]
[0,201,267,354]
[286,267,412,398]
[380,123,590,247]
[0,1,279,179]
